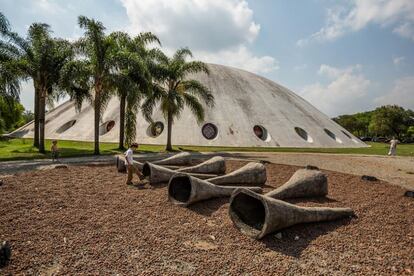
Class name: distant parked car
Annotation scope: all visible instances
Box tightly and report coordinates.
[372,137,388,143]
[359,136,372,142]
[402,137,414,144]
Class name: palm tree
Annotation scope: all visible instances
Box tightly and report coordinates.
[0,13,23,125]
[27,24,73,153]
[109,31,160,149]
[142,48,214,151]
[0,12,73,152]
[60,16,118,155]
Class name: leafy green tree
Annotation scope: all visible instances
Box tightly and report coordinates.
[142,48,214,151]
[28,24,73,153]
[0,12,73,152]
[60,16,119,155]
[22,110,34,124]
[407,126,414,138]
[0,96,25,134]
[333,115,359,135]
[333,111,373,136]
[369,105,413,138]
[0,13,21,101]
[109,31,160,149]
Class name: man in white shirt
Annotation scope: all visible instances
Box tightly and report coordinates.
[125,143,144,185]
[388,137,399,156]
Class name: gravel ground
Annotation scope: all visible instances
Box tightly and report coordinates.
[0,161,413,275]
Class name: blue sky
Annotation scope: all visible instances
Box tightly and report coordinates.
[1,0,414,116]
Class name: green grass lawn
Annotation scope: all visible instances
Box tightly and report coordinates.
[0,138,413,161]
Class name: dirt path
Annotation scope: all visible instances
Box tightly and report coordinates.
[1,152,413,190]
[227,152,414,190]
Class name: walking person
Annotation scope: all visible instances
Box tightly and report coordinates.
[388,137,399,156]
[125,143,145,186]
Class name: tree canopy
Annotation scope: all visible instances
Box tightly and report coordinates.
[334,105,414,140]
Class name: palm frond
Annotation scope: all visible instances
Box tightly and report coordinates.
[135,32,161,46]
[180,61,209,76]
[59,60,92,111]
[183,93,205,123]
[180,80,214,107]
[173,47,192,62]
[141,83,166,122]
[0,12,10,34]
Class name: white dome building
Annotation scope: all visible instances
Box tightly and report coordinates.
[11,64,366,148]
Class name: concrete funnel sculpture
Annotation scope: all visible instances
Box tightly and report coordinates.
[266,169,328,199]
[153,152,192,166]
[142,162,217,184]
[116,155,143,172]
[229,188,354,239]
[168,174,262,207]
[208,162,266,185]
[116,155,126,173]
[177,156,226,175]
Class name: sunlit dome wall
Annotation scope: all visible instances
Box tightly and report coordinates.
[11,64,366,148]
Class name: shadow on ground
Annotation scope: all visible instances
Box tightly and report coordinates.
[188,198,228,217]
[261,217,354,258]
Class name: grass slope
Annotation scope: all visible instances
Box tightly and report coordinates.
[0,138,413,161]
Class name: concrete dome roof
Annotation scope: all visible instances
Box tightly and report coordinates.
[11,63,366,148]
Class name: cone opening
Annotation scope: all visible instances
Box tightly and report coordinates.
[231,192,265,233]
[169,176,192,203]
[142,163,151,177]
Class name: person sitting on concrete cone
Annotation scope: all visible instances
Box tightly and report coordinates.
[125,143,145,186]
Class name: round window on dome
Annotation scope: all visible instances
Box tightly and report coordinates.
[56,120,76,134]
[253,125,269,141]
[202,123,218,140]
[147,121,164,138]
[341,130,352,139]
[324,128,342,144]
[294,127,313,143]
[99,120,115,135]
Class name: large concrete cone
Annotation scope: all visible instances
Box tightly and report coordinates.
[142,162,217,184]
[229,188,354,239]
[153,152,192,166]
[266,169,328,199]
[176,156,226,175]
[116,155,143,172]
[116,155,126,173]
[207,162,266,185]
[168,174,262,207]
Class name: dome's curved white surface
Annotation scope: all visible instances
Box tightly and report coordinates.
[11,64,366,148]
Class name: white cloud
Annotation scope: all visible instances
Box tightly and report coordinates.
[393,56,405,66]
[293,64,308,71]
[120,0,278,74]
[120,0,259,50]
[374,76,414,110]
[318,64,362,78]
[300,64,371,116]
[33,0,66,14]
[194,45,278,74]
[393,22,414,40]
[298,0,414,45]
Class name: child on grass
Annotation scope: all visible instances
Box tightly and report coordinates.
[51,140,59,162]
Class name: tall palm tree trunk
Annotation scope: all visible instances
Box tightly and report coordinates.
[38,88,46,153]
[33,86,39,148]
[118,95,126,150]
[166,109,173,151]
[94,89,101,155]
